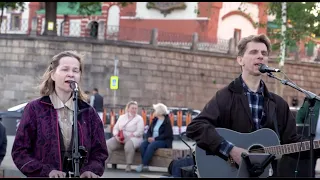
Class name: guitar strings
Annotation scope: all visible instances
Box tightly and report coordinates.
[249,145,308,155]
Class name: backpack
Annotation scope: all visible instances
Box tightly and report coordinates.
[168,155,196,177]
[167,132,197,178]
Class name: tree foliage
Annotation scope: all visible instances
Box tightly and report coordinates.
[238,2,319,56]
[267,2,320,50]
[68,2,102,16]
[0,2,24,10]
[68,2,133,16]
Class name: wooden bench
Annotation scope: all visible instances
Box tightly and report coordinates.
[106,148,190,169]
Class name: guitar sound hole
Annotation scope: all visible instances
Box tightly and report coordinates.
[248,145,265,154]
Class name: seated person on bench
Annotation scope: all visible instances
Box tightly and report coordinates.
[106,101,145,172]
[136,103,173,172]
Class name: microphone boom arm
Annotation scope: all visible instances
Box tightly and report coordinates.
[266,72,320,101]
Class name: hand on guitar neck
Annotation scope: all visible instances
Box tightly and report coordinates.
[230,146,248,165]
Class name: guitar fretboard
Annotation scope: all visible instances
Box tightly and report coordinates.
[264,139,320,155]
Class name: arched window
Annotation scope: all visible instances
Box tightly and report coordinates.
[89,21,99,38]
[107,5,120,37]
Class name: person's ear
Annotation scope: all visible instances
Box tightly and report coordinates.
[237,56,244,67]
[50,72,56,82]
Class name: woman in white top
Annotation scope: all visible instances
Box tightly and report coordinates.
[136,103,173,172]
[106,101,145,172]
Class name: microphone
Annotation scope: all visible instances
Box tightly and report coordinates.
[259,64,281,73]
[67,80,79,91]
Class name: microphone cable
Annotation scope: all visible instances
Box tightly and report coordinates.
[279,70,317,177]
[294,101,309,178]
[281,71,297,86]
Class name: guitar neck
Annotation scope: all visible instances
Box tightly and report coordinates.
[264,139,320,155]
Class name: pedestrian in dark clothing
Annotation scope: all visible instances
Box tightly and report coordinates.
[90,88,104,121]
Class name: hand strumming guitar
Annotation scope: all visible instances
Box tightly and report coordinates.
[229,146,248,165]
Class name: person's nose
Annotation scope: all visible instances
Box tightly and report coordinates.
[66,70,75,78]
[257,52,264,60]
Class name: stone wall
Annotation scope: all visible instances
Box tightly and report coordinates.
[0,34,320,111]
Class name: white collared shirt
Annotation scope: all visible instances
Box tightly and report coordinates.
[49,92,74,149]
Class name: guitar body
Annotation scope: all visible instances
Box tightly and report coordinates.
[195,128,281,178]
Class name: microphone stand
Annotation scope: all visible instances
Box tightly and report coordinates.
[266,72,320,177]
[71,82,81,178]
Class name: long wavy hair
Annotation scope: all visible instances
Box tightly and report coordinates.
[38,50,87,101]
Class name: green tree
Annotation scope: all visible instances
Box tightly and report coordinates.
[68,2,102,16]
[267,2,320,55]
[68,2,133,15]
[238,2,319,55]
[0,2,25,33]
[267,2,319,96]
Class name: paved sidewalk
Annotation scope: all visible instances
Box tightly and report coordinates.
[1,136,191,178]
[3,135,320,178]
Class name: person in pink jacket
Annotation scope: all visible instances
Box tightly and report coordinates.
[106,101,145,172]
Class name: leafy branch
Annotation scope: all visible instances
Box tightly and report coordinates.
[67,2,133,16]
[239,2,320,56]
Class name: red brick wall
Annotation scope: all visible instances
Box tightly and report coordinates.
[29,2,267,40]
[119,2,266,42]
[258,2,268,34]
[120,19,209,41]
[28,2,41,34]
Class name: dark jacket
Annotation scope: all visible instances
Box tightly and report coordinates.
[93,93,103,112]
[296,98,320,124]
[186,75,301,155]
[146,115,173,148]
[11,96,108,177]
[0,122,7,166]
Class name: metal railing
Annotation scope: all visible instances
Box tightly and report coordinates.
[0,17,232,54]
[0,18,29,34]
[1,17,318,60]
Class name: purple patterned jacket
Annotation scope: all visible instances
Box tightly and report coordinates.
[11,96,108,177]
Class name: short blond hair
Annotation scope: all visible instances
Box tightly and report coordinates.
[237,34,272,56]
[153,103,168,116]
[125,101,138,112]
